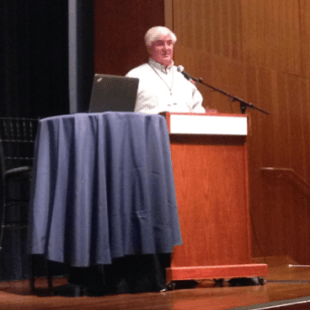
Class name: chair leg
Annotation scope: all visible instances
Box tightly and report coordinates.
[29,254,36,292]
[47,260,53,290]
[29,255,53,292]
[0,197,6,251]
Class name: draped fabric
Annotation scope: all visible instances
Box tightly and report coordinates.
[0,1,68,280]
[29,112,182,267]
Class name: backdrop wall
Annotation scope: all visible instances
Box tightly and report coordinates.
[171,0,310,263]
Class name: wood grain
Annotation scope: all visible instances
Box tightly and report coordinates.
[94,0,165,75]
[169,131,252,271]
[172,0,310,264]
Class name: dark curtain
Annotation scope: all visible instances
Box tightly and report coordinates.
[0,0,94,281]
[76,0,94,112]
[1,0,69,118]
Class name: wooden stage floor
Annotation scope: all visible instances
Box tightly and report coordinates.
[1,256,310,310]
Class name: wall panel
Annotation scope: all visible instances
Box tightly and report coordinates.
[202,0,213,53]
[301,79,310,176]
[300,0,310,77]
[273,72,290,166]
[94,0,165,76]
[172,0,310,263]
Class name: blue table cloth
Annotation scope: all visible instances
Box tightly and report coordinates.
[29,112,182,267]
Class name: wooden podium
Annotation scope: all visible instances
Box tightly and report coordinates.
[163,112,268,283]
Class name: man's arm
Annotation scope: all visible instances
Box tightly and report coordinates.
[191,87,205,113]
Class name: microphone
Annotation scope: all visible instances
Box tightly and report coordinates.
[177,65,196,83]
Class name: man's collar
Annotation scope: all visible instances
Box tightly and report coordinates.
[148,58,174,72]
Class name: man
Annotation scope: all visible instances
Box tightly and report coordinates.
[126,26,205,114]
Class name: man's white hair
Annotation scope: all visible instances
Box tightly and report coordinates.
[144,26,177,47]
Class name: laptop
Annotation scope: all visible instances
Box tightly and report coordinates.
[88,74,139,113]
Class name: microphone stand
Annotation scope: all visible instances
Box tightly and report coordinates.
[190,76,270,115]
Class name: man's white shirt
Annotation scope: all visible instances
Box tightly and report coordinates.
[126,58,205,114]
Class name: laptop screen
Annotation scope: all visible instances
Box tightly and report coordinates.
[88,74,139,113]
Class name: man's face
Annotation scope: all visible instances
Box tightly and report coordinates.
[148,34,174,68]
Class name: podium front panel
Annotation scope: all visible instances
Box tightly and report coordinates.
[165,113,251,268]
[170,134,251,267]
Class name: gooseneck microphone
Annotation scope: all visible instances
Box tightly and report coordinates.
[177,65,198,83]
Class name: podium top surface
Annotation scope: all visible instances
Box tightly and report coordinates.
[163,112,248,136]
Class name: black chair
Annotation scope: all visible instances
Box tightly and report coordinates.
[0,117,52,292]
